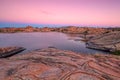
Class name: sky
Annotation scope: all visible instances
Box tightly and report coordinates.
[0,0,120,27]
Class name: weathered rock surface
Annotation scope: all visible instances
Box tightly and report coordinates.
[87,31,120,52]
[0,47,25,58]
[0,48,120,80]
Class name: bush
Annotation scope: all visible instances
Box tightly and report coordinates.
[112,50,120,55]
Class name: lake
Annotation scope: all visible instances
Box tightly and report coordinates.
[0,32,106,54]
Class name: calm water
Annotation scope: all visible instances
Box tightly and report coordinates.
[0,32,106,54]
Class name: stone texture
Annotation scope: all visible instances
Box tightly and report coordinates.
[0,47,25,58]
[0,48,120,80]
[87,31,120,52]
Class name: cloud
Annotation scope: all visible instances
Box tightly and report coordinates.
[40,10,54,15]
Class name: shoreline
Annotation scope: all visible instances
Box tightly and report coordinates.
[0,26,120,55]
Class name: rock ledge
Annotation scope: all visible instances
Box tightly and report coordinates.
[0,48,120,80]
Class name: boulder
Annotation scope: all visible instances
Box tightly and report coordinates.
[0,47,25,58]
[87,31,120,52]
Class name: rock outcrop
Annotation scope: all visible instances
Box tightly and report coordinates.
[0,48,120,80]
[0,26,109,34]
[0,47,25,58]
[87,31,120,52]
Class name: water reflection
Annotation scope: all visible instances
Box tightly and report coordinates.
[0,32,106,54]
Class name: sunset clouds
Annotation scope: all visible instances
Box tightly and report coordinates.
[0,0,120,26]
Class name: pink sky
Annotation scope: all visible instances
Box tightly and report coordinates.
[0,0,120,26]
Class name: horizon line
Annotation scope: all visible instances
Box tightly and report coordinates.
[0,22,119,28]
